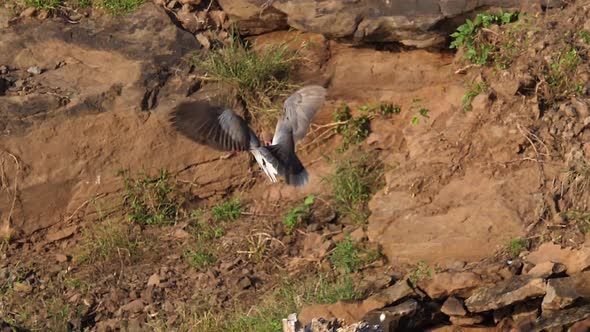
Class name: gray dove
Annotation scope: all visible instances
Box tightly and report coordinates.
[169,85,327,187]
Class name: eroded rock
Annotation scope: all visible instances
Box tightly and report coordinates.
[218,0,563,47]
[465,276,546,313]
[418,271,483,299]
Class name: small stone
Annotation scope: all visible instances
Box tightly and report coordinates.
[147,273,160,287]
[46,225,77,242]
[19,7,36,18]
[55,254,68,263]
[450,314,484,326]
[0,65,8,74]
[14,79,24,88]
[465,276,546,312]
[542,272,590,312]
[26,66,42,75]
[237,276,253,289]
[13,281,32,293]
[37,9,49,20]
[172,229,189,239]
[441,297,467,316]
[119,299,144,314]
[350,227,367,242]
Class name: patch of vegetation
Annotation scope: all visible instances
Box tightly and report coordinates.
[333,104,370,152]
[282,194,315,235]
[75,220,138,263]
[327,152,384,224]
[544,47,583,101]
[196,33,300,128]
[120,169,182,226]
[579,30,590,45]
[184,247,217,271]
[95,0,145,15]
[450,11,521,66]
[562,210,590,234]
[462,80,488,111]
[409,99,430,125]
[332,102,400,152]
[211,198,243,222]
[408,261,438,285]
[218,274,360,332]
[329,234,380,274]
[188,209,225,241]
[508,237,528,257]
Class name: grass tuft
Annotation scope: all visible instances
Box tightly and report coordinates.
[211,198,243,222]
[120,169,181,226]
[327,152,384,224]
[75,220,138,264]
[196,33,301,128]
[508,237,528,257]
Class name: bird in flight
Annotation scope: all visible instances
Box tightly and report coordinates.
[169,85,327,187]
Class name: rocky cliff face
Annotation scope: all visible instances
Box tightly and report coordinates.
[217,0,565,47]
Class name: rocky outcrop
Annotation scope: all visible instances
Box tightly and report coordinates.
[217,0,565,47]
[292,244,590,331]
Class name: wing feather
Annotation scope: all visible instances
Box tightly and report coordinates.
[169,101,255,151]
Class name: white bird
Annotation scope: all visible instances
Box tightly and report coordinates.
[169,85,327,187]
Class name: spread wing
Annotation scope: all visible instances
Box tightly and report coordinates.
[272,85,327,144]
[169,100,258,151]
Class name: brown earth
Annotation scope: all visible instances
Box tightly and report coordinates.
[1,0,590,331]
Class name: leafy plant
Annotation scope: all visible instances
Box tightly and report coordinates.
[120,169,180,226]
[187,209,225,241]
[408,261,435,285]
[184,247,217,271]
[450,11,520,65]
[75,220,138,263]
[211,198,242,222]
[545,47,582,101]
[333,104,371,152]
[282,195,315,235]
[330,235,362,273]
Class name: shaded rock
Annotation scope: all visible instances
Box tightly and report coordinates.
[237,276,253,289]
[529,304,590,332]
[363,299,429,332]
[418,271,483,299]
[527,261,567,278]
[450,314,484,326]
[569,317,590,332]
[542,272,590,311]
[0,78,10,95]
[465,276,545,313]
[512,302,539,331]
[441,297,467,316]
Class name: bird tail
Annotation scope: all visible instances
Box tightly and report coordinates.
[250,148,278,183]
[258,144,309,187]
